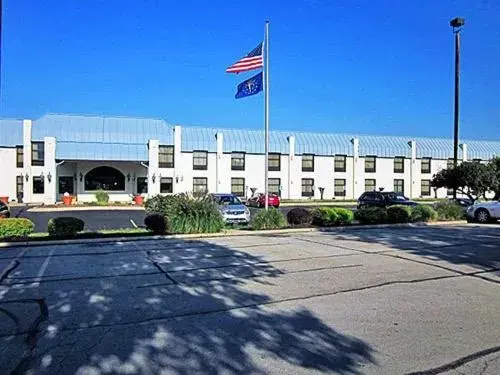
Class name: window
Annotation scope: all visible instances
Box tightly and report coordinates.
[159,145,174,168]
[447,158,455,169]
[334,155,346,172]
[364,179,376,192]
[447,188,454,196]
[334,179,346,197]
[421,157,431,174]
[231,178,245,197]
[394,179,404,195]
[394,157,404,173]
[268,153,281,171]
[16,176,24,202]
[160,177,173,193]
[193,151,208,170]
[193,177,208,194]
[58,177,74,195]
[16,146,23,168]
[302,154,314,172]
[85,166,125,191]
[421,179,431,196]
[301,178,314,197]
[137,177,148,194]
[231,152,245,171]
[268,178,281,195]
[365,156,376,173]
[31,142,44,166]
[33,176,44,194]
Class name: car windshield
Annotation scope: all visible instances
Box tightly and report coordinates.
[215,195,242,206]
[387,193,408,201]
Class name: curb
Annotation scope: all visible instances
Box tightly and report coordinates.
[27,206,145,212]
[0,221,468,249]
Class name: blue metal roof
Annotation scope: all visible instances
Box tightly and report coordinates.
[0,119,23,147]
[33,114,173,160]
[1,114,498,161]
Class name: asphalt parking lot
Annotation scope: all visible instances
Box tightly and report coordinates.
[0,224,499,374]
[10,205,357,232]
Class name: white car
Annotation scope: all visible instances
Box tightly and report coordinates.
[212,193,251,225]
[466,201,500,223]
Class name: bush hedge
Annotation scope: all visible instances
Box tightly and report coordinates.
[286,207,312,226]
[387,205,412,223]
[252,208,287,230]
[411,205,438,223]
[434,201,464,221]
[331,207,355,225]
[145,194,224,234]
[144,214,168,234]
[312,207,355,226]
[312,208,336,226]
[0,218,34,239]
[355,207,388,224]
[48,217,85,237]
[95,190,109,205]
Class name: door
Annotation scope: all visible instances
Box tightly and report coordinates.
[16,176,24,203]
[58,176,75,198]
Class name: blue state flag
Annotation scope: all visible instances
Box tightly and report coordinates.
[235,72,263,99]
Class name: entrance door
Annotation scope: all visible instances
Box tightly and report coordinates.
[16,176,24,203]
[58,176,75,198]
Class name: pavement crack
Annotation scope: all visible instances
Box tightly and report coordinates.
[0,260,20,284]
[146,250,178,284]
[10,298,49,375]
[405,345,500,375]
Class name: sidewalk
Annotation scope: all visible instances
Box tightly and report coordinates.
[27,205,145,212]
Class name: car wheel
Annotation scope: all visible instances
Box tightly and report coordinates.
[475,208,491,223]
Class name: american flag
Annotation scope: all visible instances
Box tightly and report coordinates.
[226,42,263,74]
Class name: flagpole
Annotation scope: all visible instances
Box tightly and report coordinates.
[264,20,270,210]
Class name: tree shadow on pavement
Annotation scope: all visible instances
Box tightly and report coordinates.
[317,225,500,272]
[0,238,375,374]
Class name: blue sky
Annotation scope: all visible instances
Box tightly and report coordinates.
[2,0,499,139]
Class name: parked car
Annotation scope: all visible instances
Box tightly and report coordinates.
[357,191,418,209]
[246,193,280,208]
[466,201,500,223]
[452,197,474,208]
[211,193,251,224]
[0,201,11,218]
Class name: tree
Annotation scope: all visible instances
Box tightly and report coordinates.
[431,162,495,203]
[489,157,500,200]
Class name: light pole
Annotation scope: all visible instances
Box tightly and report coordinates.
[450,17,465,199]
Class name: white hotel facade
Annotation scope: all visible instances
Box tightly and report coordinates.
[0,114,499,204]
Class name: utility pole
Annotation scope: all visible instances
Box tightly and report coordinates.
[450,17,465,199]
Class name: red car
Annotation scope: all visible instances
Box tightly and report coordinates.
[247,193,280,208]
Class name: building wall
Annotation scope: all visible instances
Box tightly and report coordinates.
[0,147,18,202]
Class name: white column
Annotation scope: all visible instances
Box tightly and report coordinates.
[215,132,223,193]
[460,143,468,162]
[148,139,160,197]
[351,138,360,199]
[287,136,295,199]
[173,125,183,193]
[409,140,417,198]
[22,120,33,203]
[44,137,57,204]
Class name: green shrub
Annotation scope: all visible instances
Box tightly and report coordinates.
[0,218,34,239]
[312,207,337,226]
[144,214,168,234]
[95,190,109,205]
[411,205,438,223]
[330,207,355,225]
[286,208,312,226]
[355,207,388,224]
[48,217,85,237]
[387,205,412,223]
[434,201,464,221]
[252,208,287,230]
[145,194,224,234]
